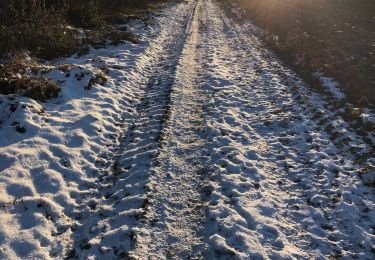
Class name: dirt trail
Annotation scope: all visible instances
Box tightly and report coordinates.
[131,1,210,257]
[67,0,375,258]
[0,0,373,258]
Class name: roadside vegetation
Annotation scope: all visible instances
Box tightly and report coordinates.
[228,0,375,106]
[0,0,168,101]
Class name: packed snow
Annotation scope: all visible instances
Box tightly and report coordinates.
[0,0,374,259]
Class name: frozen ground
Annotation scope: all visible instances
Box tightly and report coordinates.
[0,0,374,259]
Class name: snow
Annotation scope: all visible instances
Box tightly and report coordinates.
[318,75,346,100]
[0,0,374,259]
[0,11,154,259]
[361,110,375,126]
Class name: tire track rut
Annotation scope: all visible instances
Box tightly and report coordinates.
[131,0,210,258]
[66,1,199,258]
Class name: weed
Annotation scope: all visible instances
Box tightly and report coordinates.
[85,73,108,90]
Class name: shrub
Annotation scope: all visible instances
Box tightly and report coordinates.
[0,56,59,101]
[67,0,104,28]
[0,24,78,60]
[0,0,166,59]
[0,77,59,101]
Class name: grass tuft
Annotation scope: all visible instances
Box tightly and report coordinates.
[0,56,59,101]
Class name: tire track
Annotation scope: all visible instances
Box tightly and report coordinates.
[131,0,210,258]
[65,1,199,258]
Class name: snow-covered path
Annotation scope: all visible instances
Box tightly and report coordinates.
[132,1,209,257]
[129,0,373,258]
[0,0,374,259]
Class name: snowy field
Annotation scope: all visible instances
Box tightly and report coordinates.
[0,0,374,259]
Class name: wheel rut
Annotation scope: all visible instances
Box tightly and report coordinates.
[131,0,210,258]
[66,1,201,258]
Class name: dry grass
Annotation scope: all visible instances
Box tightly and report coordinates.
[0,77,60,101]
[0,24,79,60]
[229,0,375,106]
[83,27,140,49]
[0,0,170,60]
[0,56,59,101]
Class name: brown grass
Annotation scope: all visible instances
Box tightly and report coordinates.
[0,77,60,101]
[228,0,375,106]
[0,56,60,101]
[0,24,79,60]
[0,0,170,60]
